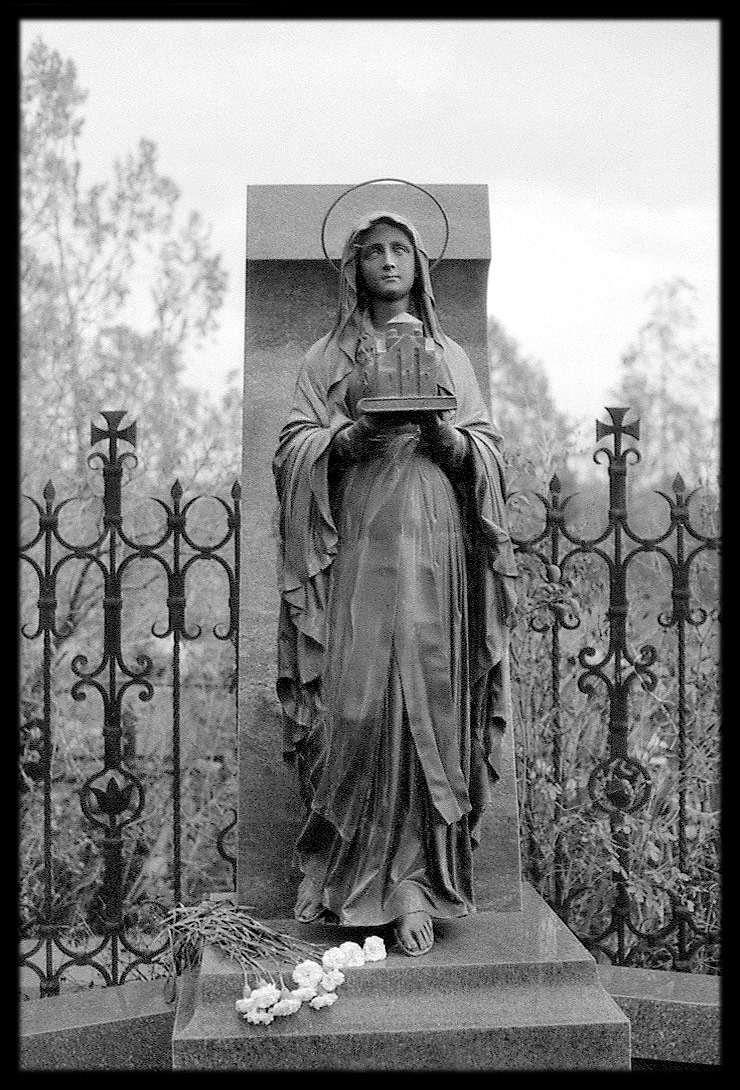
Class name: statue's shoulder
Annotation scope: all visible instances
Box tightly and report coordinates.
[441,334,469,360]
[301,332,334,376]
[299,332,351,396]
[305,332,333,359]
[441,334,475,377]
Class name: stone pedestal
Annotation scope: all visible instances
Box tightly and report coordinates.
[172,883,630,1070]
[237,183,521,917]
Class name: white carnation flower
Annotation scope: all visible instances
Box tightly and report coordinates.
[270,996,302,1018]
[362,935,387,961]
[320,968,345,992]
[290,984,318,1002]
[245,1007,275,1025]
[309,991,338,1009]
[338,941,366,966]
[248,981,281,1009]
[323,940,367,970]
[321,946,347,970]
[235,997,255,1015]
[292,959,325,989]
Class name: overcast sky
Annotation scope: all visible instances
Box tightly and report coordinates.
[20,17,719,421]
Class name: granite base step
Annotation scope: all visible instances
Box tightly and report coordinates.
[172,883,630,1070]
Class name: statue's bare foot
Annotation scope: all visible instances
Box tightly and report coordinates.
[294,878,324,923]
[393,911,434,956]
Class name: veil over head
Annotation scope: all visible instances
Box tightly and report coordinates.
[332,210,445,366]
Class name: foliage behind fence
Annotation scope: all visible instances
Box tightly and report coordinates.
[508,408,720,973]
[19,408,720,997]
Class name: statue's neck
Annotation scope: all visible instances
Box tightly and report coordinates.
[369,296,415,331]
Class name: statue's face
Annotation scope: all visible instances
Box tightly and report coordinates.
[357,222,416,303]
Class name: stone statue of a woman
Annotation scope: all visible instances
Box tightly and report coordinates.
[273,210,517,956]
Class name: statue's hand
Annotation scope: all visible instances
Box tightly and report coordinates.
[331,414,391,464]
[418,414,469,472]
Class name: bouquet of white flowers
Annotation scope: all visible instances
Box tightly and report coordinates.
[161,899,387,1022]
[236,937,388,1025]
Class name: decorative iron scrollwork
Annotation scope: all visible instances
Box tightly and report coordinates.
[19,410,241,994]
[588,756,652,815]
[509,406,720,970]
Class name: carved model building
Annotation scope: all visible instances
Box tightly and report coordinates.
[358,313,457,415]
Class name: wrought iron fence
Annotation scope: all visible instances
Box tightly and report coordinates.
[19,407,720,997]
[20,411,240,997]
[509,407,720,972]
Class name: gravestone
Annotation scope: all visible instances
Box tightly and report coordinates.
[236,183,522,916]
[173,183,631,1069]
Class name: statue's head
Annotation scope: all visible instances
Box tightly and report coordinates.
[336,211,435,319]
[351,217,419,310]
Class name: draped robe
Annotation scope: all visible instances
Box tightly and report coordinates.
[273,326,518,926]
[273,211,517,926]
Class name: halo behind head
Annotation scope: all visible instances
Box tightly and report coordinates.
[321,179,450,273]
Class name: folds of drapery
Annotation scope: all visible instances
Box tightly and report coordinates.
[312,442,469,839]
[273,330,518,847]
